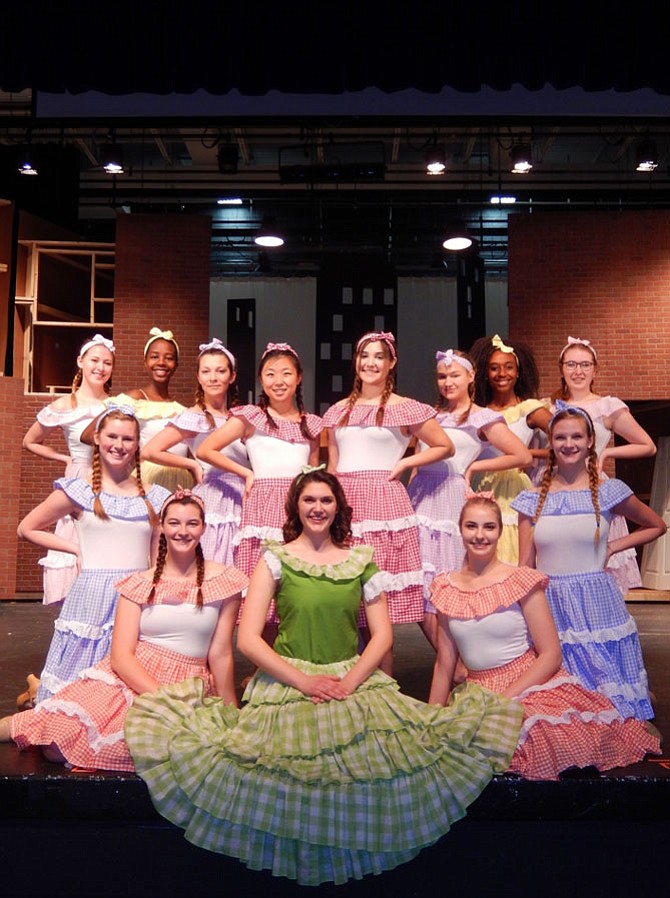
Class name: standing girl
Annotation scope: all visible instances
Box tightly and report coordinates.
[123,470,522,887]
[141,338,249,564]
[2,490,247,771]
[408,349,531,647]
[196,342,322,581]
[18,406,171,703]
[108,327,191,491]
[553,336,657,592]
[23,333,115,605]
[322,332,454,670]
[468,334,551,564]
[429,494,661,780]
[513,406,666,720]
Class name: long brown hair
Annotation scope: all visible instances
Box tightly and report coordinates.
[282,469,352,546]
[257,348,316,441]
[338,334,396,427]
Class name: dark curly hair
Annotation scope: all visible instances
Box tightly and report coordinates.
[283,469,352,546]
[469,335,540,406]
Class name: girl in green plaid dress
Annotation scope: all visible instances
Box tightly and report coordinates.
[125,468,523,886]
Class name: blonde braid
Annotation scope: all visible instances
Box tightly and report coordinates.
[147,534,168,604]
[70,369,83,408]
[91,445,109,520]
[338,376,362,427]
[586,445,601,545]
[133,446,159,525]
[375,372,395,426]
[194,383,216,430]
[533,448,556,527]
[195,543,205,607]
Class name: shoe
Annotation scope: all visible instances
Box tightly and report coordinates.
[16,674,40,711]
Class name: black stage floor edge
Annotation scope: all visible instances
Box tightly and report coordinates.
[2,601,670,897]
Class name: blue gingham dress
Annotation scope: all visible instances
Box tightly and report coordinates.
[512,480,653,720]
[36,478,170,703]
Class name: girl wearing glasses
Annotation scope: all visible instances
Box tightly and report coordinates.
[553,336,656,593]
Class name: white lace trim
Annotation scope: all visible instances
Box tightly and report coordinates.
[36,698,129,752]
[558,615,638,645]
[204,511,241,526]
[262,550,282,582]
[368,569,424,594]
[606,547,638,569]
[37,551,77,570]
[516,674,581,696]
[415,514,460,536]
[517,706,624,747]
[54,618,113,640]
[363,570,391,603]
[351,514,417,537]
[39,670,71,696]
[233,524,284,546]
[501,512,518,527]
[594,677,650,703]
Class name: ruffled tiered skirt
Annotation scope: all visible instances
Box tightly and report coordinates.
[12,644,211,771]
[467,649,661,780]
[408,470,467,606]
[194,470,244,565]
[546,570,653,720]
[124,657,523,886]
[36,567,136,703]
[338,470,424,623]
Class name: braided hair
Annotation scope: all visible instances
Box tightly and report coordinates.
[533,408,601,544]
[338,335,397,427]
[91,410,158,525]
[435,349,474,426]
[257,349,316,441]
[148,495,207,607]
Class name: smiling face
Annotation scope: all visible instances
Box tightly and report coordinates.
[161,501,206,555]
[77,345,114,389]
[144,338,178,385]
[260,353,300,404]
[94,414,140,468]
[197,351,235,400]
[550,414,593,468]
[297,480,338,535]
[459,501,501,562]
[560,345,597,395]
[436,360,474,404]
[355,340,396,388]
[487,349,518,399]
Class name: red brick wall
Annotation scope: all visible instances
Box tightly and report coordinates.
[112,213,212,403]
[508,210,670,400]
[6,213,212,597]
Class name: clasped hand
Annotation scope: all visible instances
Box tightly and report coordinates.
[301,673,352,704]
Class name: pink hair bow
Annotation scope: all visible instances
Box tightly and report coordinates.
[357,332,397,359]
[262,341,298,359]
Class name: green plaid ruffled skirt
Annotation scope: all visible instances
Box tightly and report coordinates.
[125,658,522,886]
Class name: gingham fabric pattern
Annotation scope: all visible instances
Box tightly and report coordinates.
[125,668,522,886]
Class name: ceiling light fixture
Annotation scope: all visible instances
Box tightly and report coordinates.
[17,152,38,176]
[442,222,473,251]
[217,197,244,205]
[490,194,517,205]
[510,143,533,174]
[635,140,658,172]
[425,144,446,175]
[101,144,124,174]
[254,217,284,248]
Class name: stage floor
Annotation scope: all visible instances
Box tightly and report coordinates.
[1,598,670,897]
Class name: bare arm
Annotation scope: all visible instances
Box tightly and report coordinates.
[141,422,203,484]
[337,594,393,695]
[466,420,533,481]
[498,588,562,699]
[518,514,537,568]
[207,593,242,706]
[599,408,656,471]
[109,595,160,694]
[608,494,667,559]
[428,612,460,705]
[326,429,339,474]
[196,417,250,480]
[23,419,71,466]
[390,418,454,481]
[17,490,81,556]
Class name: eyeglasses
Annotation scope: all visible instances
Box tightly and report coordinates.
[563,360,595,370]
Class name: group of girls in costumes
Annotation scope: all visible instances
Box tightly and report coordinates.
[7,325,665,887]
